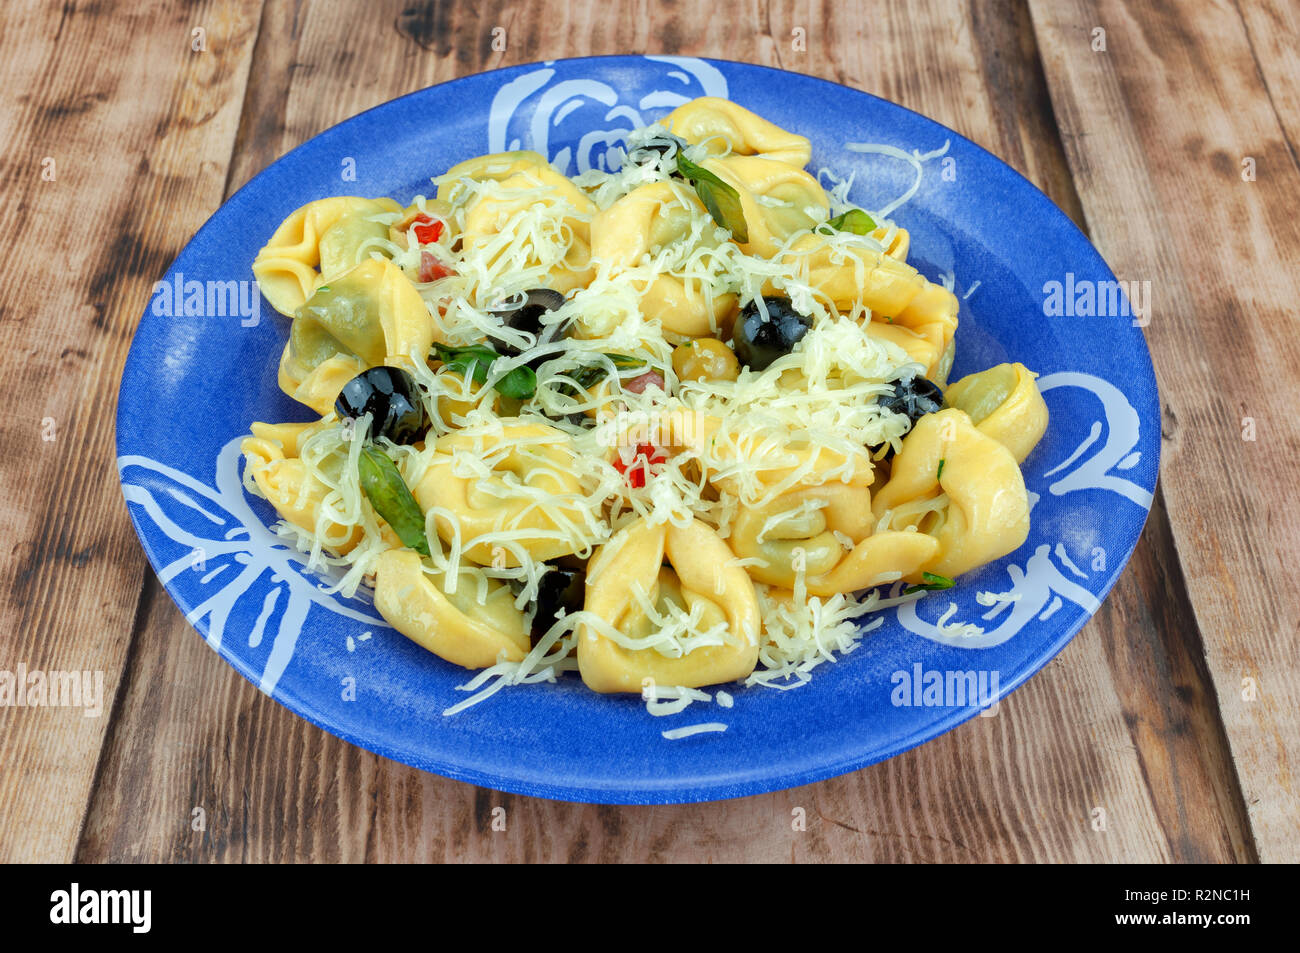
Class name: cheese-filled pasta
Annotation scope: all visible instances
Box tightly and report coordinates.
[238,97,1047,703]
[591,181,739,338]
[277,258,440,414]
[943,362,1048,463]
[253,196,403,316]
[872,409,1031,579]
[577,518,760,693]
[374,549,530,669]
[704,155,829,258]
[414,422,600,567]
[664,97,812,167]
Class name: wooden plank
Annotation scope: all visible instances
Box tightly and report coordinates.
[1235,0,1300,165]
[0,0,263,862]
[77,0,1251,861]
[1028,0,1300,862]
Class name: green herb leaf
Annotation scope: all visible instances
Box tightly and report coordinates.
[675,153,749,243]
[818,208,877,236]
[556,353,649,397]
[434,343,498,384]
[496,364,537,400]
[358,445,429,556]
[903,572,955,595]
[434,343,536,399]
[937,458,946,480]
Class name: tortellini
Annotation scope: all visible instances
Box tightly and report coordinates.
[278,258,439,415]
[590,181,738,338]
[729,484,874,586]
[253,196,402,316]
[728,481,948,595]
[871,409,1030,579]
[414,423,595,567]
[577,518,761,693]
[458,163,597,294]
[373,549,529,669]
[704,156,829,259]
[944,362,1048,463]
[434,150,548,205]
[664,97,812,167]
[240,420,361,554]
[778,233,959,382]
[726,484,939,595]
[701,421,876,498]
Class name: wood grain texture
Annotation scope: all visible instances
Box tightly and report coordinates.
[1027,0,1300,863]
[68,0,1257,862]
[1235,0,1300,167]
[0,0,262,862]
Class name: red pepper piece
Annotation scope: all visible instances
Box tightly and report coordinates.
[412,213,444,245]
[613,442,666,489]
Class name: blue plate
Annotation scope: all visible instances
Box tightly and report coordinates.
[117,56,1159,803]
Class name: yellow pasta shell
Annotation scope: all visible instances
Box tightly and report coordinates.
[664,97,812,167]
[578,518,761,693]
[944,362,1049,463]
[373,549,529,669]
[872,409,1029,579]
[414,423,590,566]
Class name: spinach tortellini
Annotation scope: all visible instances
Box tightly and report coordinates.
[278,258,439,414]
[253,196,402,316]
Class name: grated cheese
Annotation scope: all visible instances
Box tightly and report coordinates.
[247,111,985,722]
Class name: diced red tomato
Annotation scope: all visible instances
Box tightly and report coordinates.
[613,442,666,489]
[419,250,454,283]
[412,213,444,245]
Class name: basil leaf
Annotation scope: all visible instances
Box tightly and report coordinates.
[674,153,749,243]
[937,458,946,481]
[496,365,537,400]
[434,343,497,384]
[358,445,429,556]
[434,343,536,399]
[818,208,877,236]
[903,572,955,595]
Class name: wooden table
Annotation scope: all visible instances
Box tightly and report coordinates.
[3,0,1296,863]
